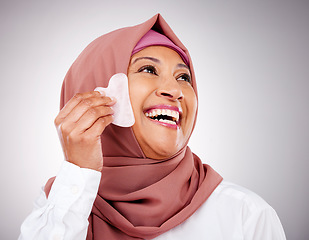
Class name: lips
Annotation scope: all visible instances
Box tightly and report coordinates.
[144,105,181,128]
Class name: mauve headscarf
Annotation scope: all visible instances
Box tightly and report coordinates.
[46,14,223,239]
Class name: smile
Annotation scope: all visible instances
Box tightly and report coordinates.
[144,105,181,128]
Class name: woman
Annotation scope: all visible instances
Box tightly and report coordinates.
[19,14,286,239]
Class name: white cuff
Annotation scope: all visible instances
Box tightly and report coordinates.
[48,161,101,217]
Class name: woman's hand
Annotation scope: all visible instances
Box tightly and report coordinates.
[54,91,116,172]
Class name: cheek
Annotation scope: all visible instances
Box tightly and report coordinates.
[128,77,142,112]
[128,83,139,114]
[128,77,151,121]
[184,84,197,110]
[128,77,156,110]
[184,89,198,130]
[190,94,198,121]
[191,94,198,117]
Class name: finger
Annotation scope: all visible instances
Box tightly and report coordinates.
[94,89,106,96]
[59,95,116,128]
[55,91,101,126]
[73,106,114,134]
[85,115,114,138]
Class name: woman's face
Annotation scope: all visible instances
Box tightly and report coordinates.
[127,46,197,159]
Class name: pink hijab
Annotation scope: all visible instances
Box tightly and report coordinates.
[46,14,223,239]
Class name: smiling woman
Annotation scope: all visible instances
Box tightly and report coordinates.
[18,14,286,240]
[128,45,197,159]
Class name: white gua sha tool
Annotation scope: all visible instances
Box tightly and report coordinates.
[94,73,135,127]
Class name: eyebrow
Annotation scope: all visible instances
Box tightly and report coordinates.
[176,63,190,71]
[132,56,190,71]
[132,56,160,65]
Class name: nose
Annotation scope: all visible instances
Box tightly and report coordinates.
[156,78,184,101]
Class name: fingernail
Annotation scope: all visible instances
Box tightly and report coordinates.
[96,90,106,96]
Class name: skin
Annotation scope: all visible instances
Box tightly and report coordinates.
[55,46,197,171]
[54,92,116,172]
[128,46,197,159]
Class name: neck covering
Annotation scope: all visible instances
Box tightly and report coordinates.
[46,14,223,239]
[131,29,189,65]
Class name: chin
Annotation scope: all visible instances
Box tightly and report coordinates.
[144,139,182,160]
[132,118,188,159]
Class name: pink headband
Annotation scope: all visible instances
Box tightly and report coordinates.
[131,30,189,65]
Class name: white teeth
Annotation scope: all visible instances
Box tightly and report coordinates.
[145,108,180,123]
[171,111,176,119]
[165,119,176,125]
[159,119,176,125]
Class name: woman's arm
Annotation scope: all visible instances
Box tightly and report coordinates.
[19,161,101,240]
[19,91,115,239]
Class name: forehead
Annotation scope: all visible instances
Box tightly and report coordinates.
[130,46,186,65]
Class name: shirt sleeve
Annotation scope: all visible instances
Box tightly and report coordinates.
[243,201,286,240]
[18,161,101,240]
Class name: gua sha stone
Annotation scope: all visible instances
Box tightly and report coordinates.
[94,73,135,127]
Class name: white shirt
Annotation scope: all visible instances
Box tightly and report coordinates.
[19,161,286,240]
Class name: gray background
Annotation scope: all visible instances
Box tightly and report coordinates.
[1,0,308,239]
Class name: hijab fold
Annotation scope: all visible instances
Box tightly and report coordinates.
[46,14,223,239]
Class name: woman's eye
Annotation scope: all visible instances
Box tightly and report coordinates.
[138,65,157,75]
[177,74,191,83]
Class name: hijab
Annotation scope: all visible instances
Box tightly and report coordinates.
[131,29,189,65]
[46,13,223,239]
